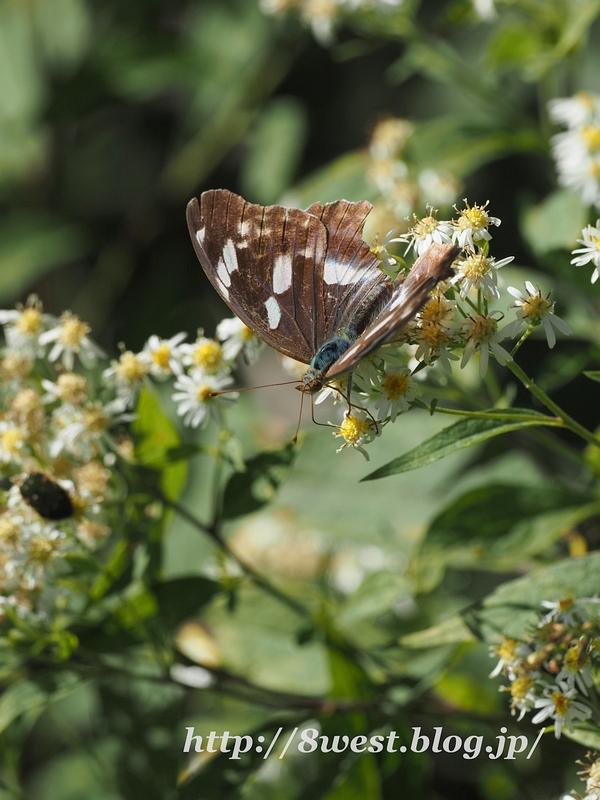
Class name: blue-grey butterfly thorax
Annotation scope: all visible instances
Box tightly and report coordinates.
[301,278,396,393]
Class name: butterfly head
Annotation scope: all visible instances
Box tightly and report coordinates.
[299,371,325,394]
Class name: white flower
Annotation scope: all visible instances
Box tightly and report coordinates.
[0,422,25,464]
[452,200,501,249]
[537,595,599,627]
[400,212,454,257]
[216,317,263,364]
[142,333,186,377]
[300,0,339,45]
[369,228,404,270]
[571,219,600,281]
[503,282,572,348]
[461,314,512,376]
[451,252,514,300]
[102,350,151,407]
[180,335,227,375]
[372,368,418,422]
[49,400,130,460]
[38,312,105,370]
[332,409,377,460]
[0,296,56,358]
[172,372,237,428]
[531,680,592,738]
[549,93,599,130]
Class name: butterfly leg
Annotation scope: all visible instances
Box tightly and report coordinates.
[346,372,354,410]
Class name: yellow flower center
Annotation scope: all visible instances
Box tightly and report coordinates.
[82,407,109,435]
[59,314,90,350]
[419,322,450,348]
[0,517,20,546]
[56,373,87,404]
[151,344,172,370]
[558,596,574,612]
[497,637,520,664]
[1,426,23,453]
[29,535,56,563]
[582,124,600,153]
[1,354,32,380]
[413,215,440,237]
[73,461,110,497]
[564,643,586,673]
[192,341,223,371]
[521,293,550,322]
[457,202,489,232]
[382,372,409,400]
[591,161,600,180]
[509,675,533,702]
[116,352,149,382]
[460,254,490,281]
[12,388,41,415]
[468,315,497,345]
[240,325,254,342]
[339,414,372,445]
[420,296,451,323]
[551,691,569,717]
[16,307,42,335]
[196,385,213,402]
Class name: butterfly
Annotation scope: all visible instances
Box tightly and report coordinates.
[186,189,459,394]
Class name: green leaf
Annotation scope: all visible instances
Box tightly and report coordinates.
[362,410,559,480]
[564,721,600,750]
[424,483,593,550]
[467,552,600,641]
[401,615,476,649]
[584,370,600,384]
[521,189,588,256]
[486,23,544,72]
[0,674,81,734]
[154,576,220,628]
[133,386,188,501]
[221,442,297,519]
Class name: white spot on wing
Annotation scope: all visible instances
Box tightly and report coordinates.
[273,254,292,294]
[195,228,205,244]
[240,220,250,237]
[217,259,231,287]
[323,260,363,286]
[264,297,281,329]
[222,239,239,274]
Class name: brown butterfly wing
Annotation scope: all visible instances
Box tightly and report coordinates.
[305,199,394,340]
[325,243,459,380]
[187,190,328,364]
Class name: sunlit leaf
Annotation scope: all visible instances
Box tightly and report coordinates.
[362,410,560,480]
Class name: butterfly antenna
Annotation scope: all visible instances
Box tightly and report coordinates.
[292,389,305,445]
[209,380,299,398]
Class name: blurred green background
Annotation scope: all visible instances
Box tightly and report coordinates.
[3,0,600,798]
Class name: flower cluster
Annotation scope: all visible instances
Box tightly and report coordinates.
[0,298,263,626]
[550,92,600,211]
[490,596,600,739]
[0,299,125,625]
[104,317,261,428]
[332,200,571,458]
[366,117,459,231]
[259,0,404,45]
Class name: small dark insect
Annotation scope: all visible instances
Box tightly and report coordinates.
[19,473,74,521]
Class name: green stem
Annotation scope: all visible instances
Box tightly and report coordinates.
[510,324,534,357]
[506,360,600,447]
[162,496,312,621]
